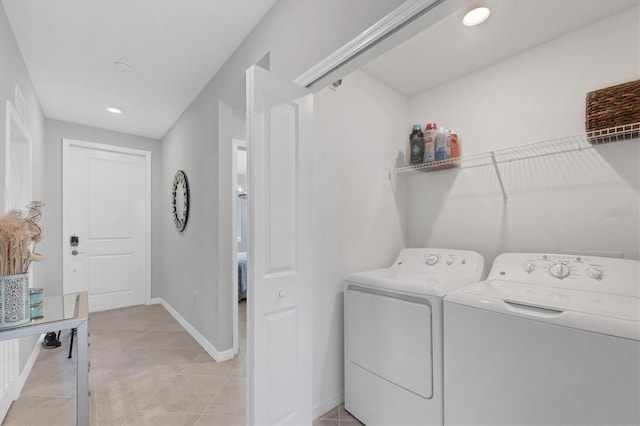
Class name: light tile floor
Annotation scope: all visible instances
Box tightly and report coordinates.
[3,302,247,426]
[3,300,359,426]
[313,405,363,426]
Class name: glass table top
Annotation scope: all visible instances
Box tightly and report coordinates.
[0,293,81,331]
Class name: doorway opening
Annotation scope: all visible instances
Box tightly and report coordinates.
[231,139,247,356]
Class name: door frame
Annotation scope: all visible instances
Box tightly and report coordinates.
[231,138,247,354]
[4,100,33,215]
[61,138,152,305]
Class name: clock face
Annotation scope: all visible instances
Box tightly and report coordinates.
[171,170,189,232]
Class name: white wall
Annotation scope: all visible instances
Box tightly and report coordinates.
[159,0,406,356]
[42,119,163,297]
[0,0,46,393]
[406,9,640,263]
[409,9,640,152]
[311,70,409,413]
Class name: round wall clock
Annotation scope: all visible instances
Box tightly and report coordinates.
[171,170,190,232]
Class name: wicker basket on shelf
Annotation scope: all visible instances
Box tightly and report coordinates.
[586,79,640,143]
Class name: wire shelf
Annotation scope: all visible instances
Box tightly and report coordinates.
[388,122,639,201]
[390,122,639,176]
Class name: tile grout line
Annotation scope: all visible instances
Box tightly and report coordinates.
[134,372,181,413]
[202,368,238,414]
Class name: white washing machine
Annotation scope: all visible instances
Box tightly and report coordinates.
[344,248,485,425]
[444,253,640,426]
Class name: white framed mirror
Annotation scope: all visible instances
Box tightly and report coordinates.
[4,100,32,215]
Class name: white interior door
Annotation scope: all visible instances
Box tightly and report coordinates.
[246,65,313,425]
[63,140,150,312]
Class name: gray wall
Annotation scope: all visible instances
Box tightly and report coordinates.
[0,4,46,373]
[42,119,162,297]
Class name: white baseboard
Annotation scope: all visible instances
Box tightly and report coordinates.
[313,390,344,420]
[149,298,234,363]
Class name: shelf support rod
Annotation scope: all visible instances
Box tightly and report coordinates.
[490,151,508,201]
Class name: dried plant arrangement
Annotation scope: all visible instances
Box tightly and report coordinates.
[0,201,44,276]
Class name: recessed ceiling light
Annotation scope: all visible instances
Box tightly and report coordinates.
[463,6,491,26]
[115,60,133,72]
[107,107,123,114]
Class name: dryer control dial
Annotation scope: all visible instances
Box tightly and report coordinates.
[548,262,571,279]
[587,267,604,280]
[425,255,439,265]
[522,262,535,273]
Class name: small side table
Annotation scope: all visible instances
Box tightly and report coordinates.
[0,292,89,425]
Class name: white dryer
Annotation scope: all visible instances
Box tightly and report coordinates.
[344,248,484,425]
[444,253,640,425]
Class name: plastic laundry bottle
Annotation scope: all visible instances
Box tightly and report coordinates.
[450,130,460,159]
[435,127,448,161]
[423,123,437,162]
[409,124,425,164]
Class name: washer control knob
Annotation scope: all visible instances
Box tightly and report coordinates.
[522,262,535,273]
[548,262,571,279]
[587,267,604,280]
[425,255,439,265]
[446,258,455,265]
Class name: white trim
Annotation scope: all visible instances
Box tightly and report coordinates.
[293,0,444,88]
[231,139,247,355]
[61,138,152,308]
[150,298,234,363]
[0,387,11,423]
[4,100,33,214]
[312,390,345,421]
[62,138,152,157]
[144,152,152,305]
[14,84,25,122]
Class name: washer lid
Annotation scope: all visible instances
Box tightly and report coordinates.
[446,280,640,340]
[463,280,639,321]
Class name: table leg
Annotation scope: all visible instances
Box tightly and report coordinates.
[76,320,89,425]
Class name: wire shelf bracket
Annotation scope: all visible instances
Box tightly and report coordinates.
[490,151,508,201]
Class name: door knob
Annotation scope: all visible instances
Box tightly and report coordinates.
[71,250,84,256]
[278,290,287,298]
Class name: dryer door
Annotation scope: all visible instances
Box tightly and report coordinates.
[346,287,433,398]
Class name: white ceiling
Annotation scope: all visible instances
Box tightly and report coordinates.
[362,0,639,97]
[2,0,275,139]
